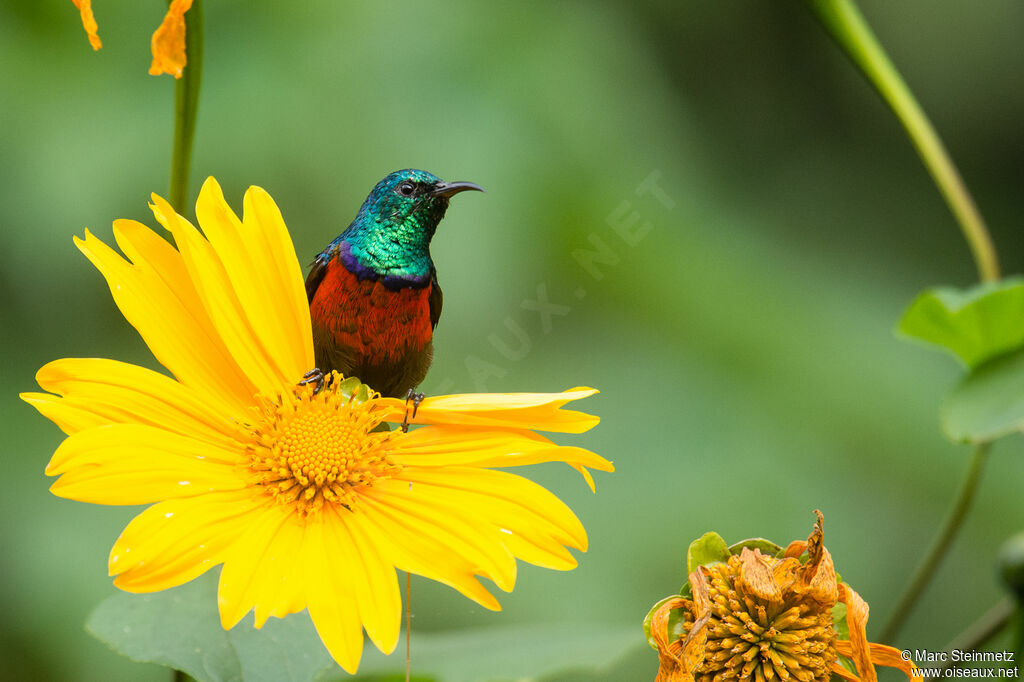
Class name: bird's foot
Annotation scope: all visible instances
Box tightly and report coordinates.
[401,389,426,433]
[299,368,328,395]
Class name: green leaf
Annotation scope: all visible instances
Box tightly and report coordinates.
[897,278,1024,368]
[87,571,639,682]
[686,532,731,576]
[86,573,243,682]
[346,623,643,682]
[87,572,337,682]
[348,671,436,675]
[727,538,784,558]
[642,595,687,651]
[830,603,857,676]
[941,346,1024,442]
[831,602,849,641]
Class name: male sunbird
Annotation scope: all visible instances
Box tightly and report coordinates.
[303,169,483,404]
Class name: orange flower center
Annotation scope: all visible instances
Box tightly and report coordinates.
[245,376,399,515]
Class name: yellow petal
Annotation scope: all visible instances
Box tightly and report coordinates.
[304,511,364,673]
[191,179,313,381]
[74,229,255,414]
[320,506,402,655]
[46,424,243,504]
[111,218,258,411]
[395,467,588,552]
[361,482,518,592]
[216,504,294,630]
[25,358,239,444]
[377,387,600,433]
[71,0,102,50]
[150,194,284,396]
[241,184,315,371]
[22,391,108,434]
[250,513,308,628]
[110,489,262,592]
[357,507,501,611]
[569,463,597,493]
[149,0,192,78]
[392,426,613,474]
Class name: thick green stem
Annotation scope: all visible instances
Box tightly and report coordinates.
[169,0,203,212]
[880,443,992,642]
[804,0,999,282]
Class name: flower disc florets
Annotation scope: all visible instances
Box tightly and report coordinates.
[244,373,399,515]
[680,553,837,682]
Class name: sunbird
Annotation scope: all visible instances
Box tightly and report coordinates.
[303,169,483,407]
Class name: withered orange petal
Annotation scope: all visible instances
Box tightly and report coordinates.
[863,642,917,679]
[689,567,713,616]
[838,583,877,682]
[651,597,688,655]
[806,547,839,605]
[784,539,807,559]
[71,0,102,50]
[830,661,862,682]
[149,0,192,78]
[737,547,783,604]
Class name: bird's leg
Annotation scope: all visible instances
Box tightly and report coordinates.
[401,388,426,433]
[299,368,328,395]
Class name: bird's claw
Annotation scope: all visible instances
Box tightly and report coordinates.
[299,368,327,395]
[401,389,425,433]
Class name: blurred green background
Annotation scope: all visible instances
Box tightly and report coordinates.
[2,1,1023,680]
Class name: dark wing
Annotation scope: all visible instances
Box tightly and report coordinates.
[428,270,443,329]
[305,246,335,303]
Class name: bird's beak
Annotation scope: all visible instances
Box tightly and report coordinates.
[429,181,485,198]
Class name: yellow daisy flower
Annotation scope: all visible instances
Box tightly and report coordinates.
[22,177,613,673]
[71,0,193,78]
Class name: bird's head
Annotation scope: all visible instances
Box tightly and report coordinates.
[341,169,483,281]
[358,169,482,236]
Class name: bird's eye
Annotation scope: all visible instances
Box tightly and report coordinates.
[397,182,415,197]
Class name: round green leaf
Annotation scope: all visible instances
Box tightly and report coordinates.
[86,572,333,682]
[686,532,731,576]
[727,538,784,557]
[898,278,1024,369]
[87,571,642,682]
[942,346,1024,442]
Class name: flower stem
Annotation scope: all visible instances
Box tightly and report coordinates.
[169,0,203,212]
[803,0,1000,282]
[405,571,412,682]
[880,442,992,642]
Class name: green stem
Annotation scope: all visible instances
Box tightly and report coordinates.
[405,571,412,682]
[169,0,203,212]
[924,597,1016,680]
[880,442,992,642]
[804,0,1000,282]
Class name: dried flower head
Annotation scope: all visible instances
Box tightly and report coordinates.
[648,512,914,682]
